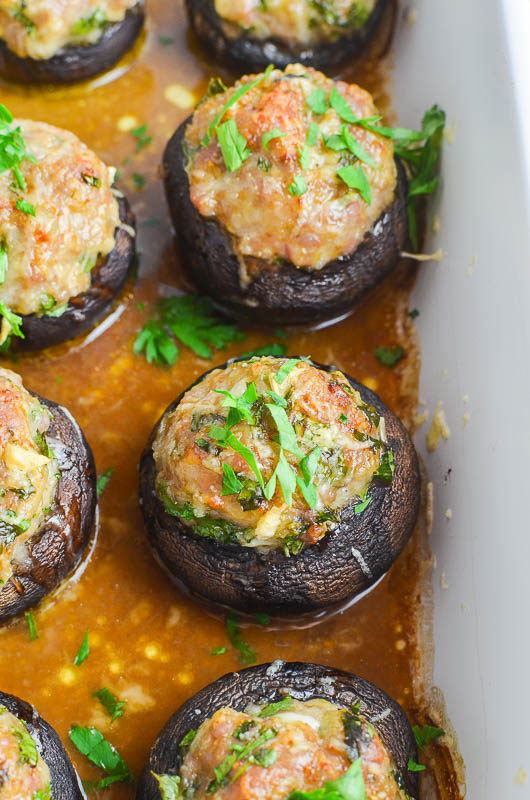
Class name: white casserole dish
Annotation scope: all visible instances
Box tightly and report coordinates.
[394,1,530,796]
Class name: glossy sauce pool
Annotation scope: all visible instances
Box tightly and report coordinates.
[0,2,461,798]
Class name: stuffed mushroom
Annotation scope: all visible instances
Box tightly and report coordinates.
[0,0,145,84]
[139,356,420,614]
[163,64,408,326]
[185,0,389,72]
[0,690,84,799]
[0,109,136,352]
[136,661,418,800]
[0,368,96,623]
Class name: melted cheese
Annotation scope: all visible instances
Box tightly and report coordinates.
[0,119,120,316]
[0,0,140,60]
[215,0,376,46]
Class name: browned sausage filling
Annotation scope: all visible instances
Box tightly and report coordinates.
[185,65,396,273]
[0,706,51,799]
[0,0,140,60]
[153,357,394,554]
[152,697,409,800]
[0,368,58,587]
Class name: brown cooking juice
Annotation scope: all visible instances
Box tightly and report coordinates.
[0,2,461,797]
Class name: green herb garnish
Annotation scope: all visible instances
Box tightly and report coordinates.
[262,128,286,151]
[96,467,114,498]
[373,451,394,483]
[258,697,292,717]
[69,726,132,788]
[151,773,181,800]
[13,727,38,766]
[217,118,251,172]
[254,612,270,626]
[407,758,426,772]
[131,124,153,152]
[132,172,145,189]
[221,463,244,495]
[238,342,288,359]
[25,609,38,641]
[264,448,296,505]
[72,9,106,36]
[73,628,90,666]
[336,165,371,204]
[306,88,329,115]
[413,724,444,749]
[15,198,35,215]
[133,295,245,366]
[93,688,127,723]
[210,646,227,655]
[226,611,257,665]
[288,757,365,799]
[374,345,405,367]
[289,175,308,196]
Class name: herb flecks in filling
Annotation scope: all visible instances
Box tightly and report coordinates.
[0,0,140,60]
[214,0,376,46]
[165,698,409,800]
[0,368,58,586]
[0,707,51,798]
[153,357,392,553]
[185,65,397,270]
[0,116,120,323]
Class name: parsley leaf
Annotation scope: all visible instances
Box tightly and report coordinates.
[258,697,292,717]
[217,118,251,172]
[25,610,38,641]
[202,65,274,148]
[15,198,35,216]
[289,175,308,196]
[408,308,420,319]
[353,495,372,515]
[274,357,306,384]
[264,448,297,505]
[96,467,114,498]
[265,403,304,457]
[407,758,426,772]
[226,612,257,665]
[288,757,365,799]
[73,628,90,666]
[132,172,145,189]
[374,345,405,367]
[133,295,245,366]
[341,125,378,169]
[151,773,181,800]
[255,612,270,626]
[12,727,38,766]
[0,247,7,285]
[210,427,265,489]
[262,128,286,151]
[131,124,152,152]
[222,463,244,495]
[69,726,132,787]
[296,446,320,509]
[210,645,227,655]
[306,88,329,115]
[373,450,395,483]
[337,165,371,204]
[0,302,24,342]
[93,688,127,723]
[413,724,444,749]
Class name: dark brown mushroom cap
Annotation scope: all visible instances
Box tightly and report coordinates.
[163,121,408,326]
[0,3,145,84]
[139,358,420,614]
[0,690,84,798]
[16,192,136,352]
[136,661,418,800]
[0,393,96,624]
[185,0,389,72]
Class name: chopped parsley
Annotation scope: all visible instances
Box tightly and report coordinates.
[81,172,101,187]
[339,412,348,424]
[69,726,132,789]
[13,2,36,34]
[73,628,90,666]
[254,612,270,626]
[258,697,292,717]
[71,8,106,36]
[0,302,24,344]
[151,773,181,799]
[96,467,114,498]
[374,345,405,367]
[217,118,251,172]
[289,175,308,196]
[133,295,245,366]
[373,450,394,483]
[353,495,372,515]
[336,164,371,204]
[15,198,35,215]
[132,172,145,189]
[306,88,329,115]
[131,124,153,152]
[12,727,38,766]
[210,646,227,656]
[413,724,444,748]
[407,758,426,772]
[0,246,6,285]
[93,688,127,723]
[408,308,420,319]
[238,342,288,359]
[226,611,257,665]
[288,757,365,799]
[221,463,244,496]
[25,609,38,641]
[262,128,286,151]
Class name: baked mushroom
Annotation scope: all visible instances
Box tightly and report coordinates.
[139,356,420,614]
[136,661,418,800]
[0,0,145,84]
[0,690,84,798]
[163,64,408,326]
[0,367,96,624]
[0,110,136,352]
[185,0,389,72]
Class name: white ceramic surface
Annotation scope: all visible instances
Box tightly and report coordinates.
[393,1,530,796]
